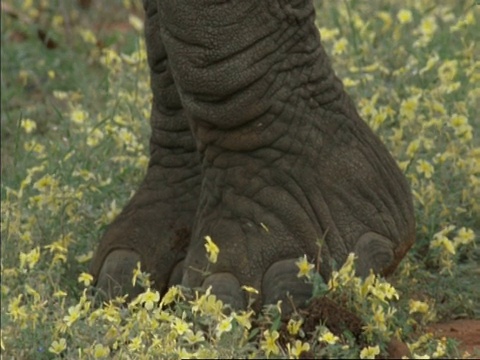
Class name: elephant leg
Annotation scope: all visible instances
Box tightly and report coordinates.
[155,1,324,312]
[89,0,201,300]
[157,0,415,312]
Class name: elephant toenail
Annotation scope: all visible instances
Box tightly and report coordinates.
[262,259,314,315]
[202,272,247,310]
[96,249,142,300]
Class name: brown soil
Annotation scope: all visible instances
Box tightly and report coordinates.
[428,319,480,358]
[299,296,364,339]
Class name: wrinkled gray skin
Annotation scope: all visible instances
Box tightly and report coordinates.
[89,0,415,312]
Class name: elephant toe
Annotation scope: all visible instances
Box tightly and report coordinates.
[262,259,313,315]
[354,232,395,277]
[95,249,143,300]
[202,272,247,310]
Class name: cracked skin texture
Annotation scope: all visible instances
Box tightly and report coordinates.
[89,0,415,311]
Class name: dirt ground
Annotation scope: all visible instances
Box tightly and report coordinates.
[429,319,480,358]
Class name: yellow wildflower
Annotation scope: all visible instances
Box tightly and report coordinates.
[63,304,82,327]
[319,330,339,345]
[53,290,68,298]
[287,340,310,359]
[328,272,339,290]
[359,271,376,298]
[261,330,280,357]
[75,251,93,263]
[190,286,223,317]
[216,316,233,338]
[87,128,104,147]
[416,159,434,179]
[104,199,120,224]
[397,9,413,24]
[92,344,110,359]
[128,334,143,352]
[432,337,447,358]
[450,11,476,32]
[453,227,475,246]
[160,285,184,307]
[450,114,468,128]
[430,235,455,255]
[53,90,68,99]
[184,330,205,345]
[19,247,41,270]
[139,288,160,310]
[8,294,28,323]
[419,16,437,37]
[33,175,57,192]
[438,60,458,83]
[409,300,429,314]
[343,77,360,87]
[71,109,88,124]
[360,345,380,359]
[176,348,194,359]
[287,318,304,336]
[129,14,144,32]
[295,255,315,279]
[172,317,190,335]
[20,119,37,134]
[337,252,356,283]
[406,139,421,158]
[202,293,224,318]
[376,11,392,32]
[449,114,473,140]
[234,310,254,330]
[318,27,339,42]
[400,95,420,121]
[333,37,348,55]
[204,236,219,264]
[24,140,46,156]
[79,29,97,44]
[369,279,399,302]
[116,128,136,147]
[100,48,121,68]
[78,272,94,287]
[242,285,259,294]
[49,338,67,355]
[25,285,40,302]
[132,261,142,286]
[372,305,387,332]
[154,310,174,323]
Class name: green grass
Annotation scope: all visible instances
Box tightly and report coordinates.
[1,0,479,358]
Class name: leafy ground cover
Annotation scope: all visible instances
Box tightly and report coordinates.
[1,0,479,358]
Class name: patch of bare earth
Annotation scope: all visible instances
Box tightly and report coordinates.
[429,319,480,358]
